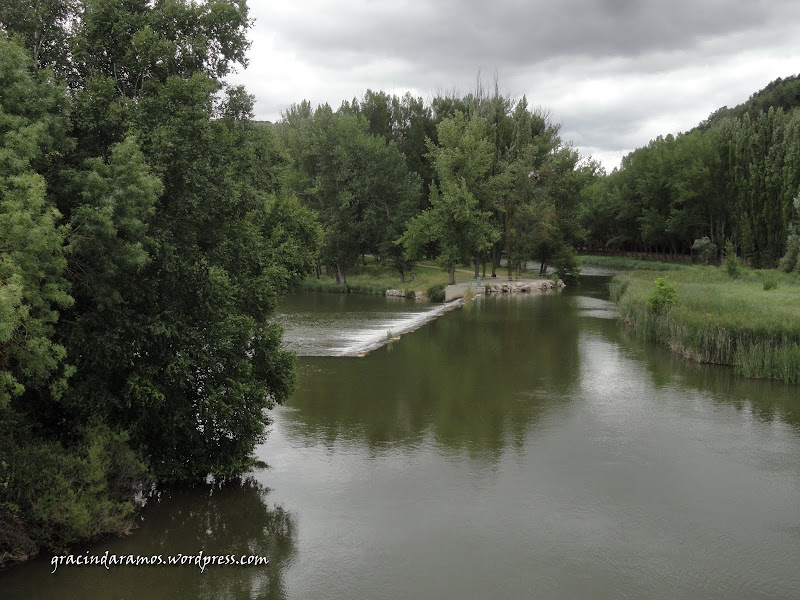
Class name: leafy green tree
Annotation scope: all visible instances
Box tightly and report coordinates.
[723,239,741,278]
[779,195,800,273]
[0,0,76,72]
[283,104,418,283]
[402,112,500,284]
[0,35,73,409]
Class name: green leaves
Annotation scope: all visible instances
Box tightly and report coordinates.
[283,105,419,283]
[406,112,499,280]
[0,36,72,409]
[647,277,678,312]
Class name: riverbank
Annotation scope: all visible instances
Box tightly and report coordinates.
[578,254,685,271]
[299,259,472,297]
[299,259,545,299]
[610,265,800,383]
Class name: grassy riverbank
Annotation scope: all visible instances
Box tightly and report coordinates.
[300,259,476,296]
[610,266,800,383]
[578,254,685,271]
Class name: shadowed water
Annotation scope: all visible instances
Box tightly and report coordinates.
[3,276,800,599]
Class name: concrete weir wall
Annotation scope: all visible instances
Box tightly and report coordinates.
[444,282,473,302]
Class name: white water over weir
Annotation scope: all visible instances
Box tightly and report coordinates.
[275,295,463,357]
[337,300,462,356]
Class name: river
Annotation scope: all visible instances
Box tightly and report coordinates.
[3,273,800,599]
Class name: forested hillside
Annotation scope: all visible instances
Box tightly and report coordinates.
[582,74,800,269]
[697,75,800,131]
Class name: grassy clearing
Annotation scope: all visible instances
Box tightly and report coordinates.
[610,265,800,383]
[299,257,475,296]
[578,254,685,271]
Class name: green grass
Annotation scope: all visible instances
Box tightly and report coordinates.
[299,257,475,296]
[610,265,800,383]
[579,254,685,271]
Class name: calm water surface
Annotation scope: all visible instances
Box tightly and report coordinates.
[4,275,800,599]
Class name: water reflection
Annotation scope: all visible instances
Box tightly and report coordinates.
[590,296,800,430]
[284,292,581,461]
[7,278,800,600]
[1,477,296,600]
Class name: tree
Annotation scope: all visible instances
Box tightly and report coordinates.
[0,0,76,73]
[282,104,419,284]
[402,112,500,284]
[0,35,72,410]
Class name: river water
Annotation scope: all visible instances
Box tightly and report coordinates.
[3,274,800,599]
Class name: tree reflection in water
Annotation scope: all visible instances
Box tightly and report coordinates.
[1,475,296,600]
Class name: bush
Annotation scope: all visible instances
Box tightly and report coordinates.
[763,277,778,291]
[692,236,717,263]
[0,414,149,558]
[427,283,446,303]
[647,277,678,312]
[552,247,581,284]
[723,239,740,279]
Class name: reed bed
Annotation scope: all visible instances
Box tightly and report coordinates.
[610,266,800,383]
[579,255,685,271]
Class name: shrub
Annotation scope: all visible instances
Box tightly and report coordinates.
[0,415,149,557]
[763,277,778,291]
[692,236,717,263]
[647,277,678,312]
[427,283,446,303]
[552,247,581,284]
[723,239,740,279]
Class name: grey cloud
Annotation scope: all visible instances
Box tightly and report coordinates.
[256,0,795,71]
[236,0,800,170]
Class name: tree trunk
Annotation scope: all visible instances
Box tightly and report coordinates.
[474,259,479,278]
[336,263,346,285]
[491,245,498,277]
[399,269,405,283]
[449,264,456,285]
[482,262,486,278]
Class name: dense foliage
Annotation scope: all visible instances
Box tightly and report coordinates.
[583,75,800,268]
[281,84,600,287]
[1,1,319,562]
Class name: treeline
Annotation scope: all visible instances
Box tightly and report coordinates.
[1,1,320,562]
[583,76,800,268]
[278,85,600,284]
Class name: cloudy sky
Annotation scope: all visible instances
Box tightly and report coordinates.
[227,0,800,171]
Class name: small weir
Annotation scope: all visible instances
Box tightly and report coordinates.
[275,293,462,357]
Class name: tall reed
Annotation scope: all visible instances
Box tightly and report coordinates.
[611,266,800,383]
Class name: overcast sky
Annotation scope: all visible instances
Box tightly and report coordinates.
[226,0,800,171]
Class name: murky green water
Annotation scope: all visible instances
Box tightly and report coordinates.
[4,276,800,599]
